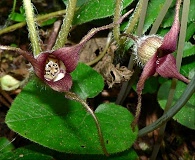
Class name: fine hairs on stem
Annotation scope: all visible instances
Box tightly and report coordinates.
[53,0,77,50]
[23,0,42,56]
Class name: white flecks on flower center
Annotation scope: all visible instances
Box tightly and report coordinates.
[44,57,66,82]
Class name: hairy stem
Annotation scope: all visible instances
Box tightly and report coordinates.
[23,0,41,56]
[113,0,123,44]
[65,92,109,156]
[53,0,77,50]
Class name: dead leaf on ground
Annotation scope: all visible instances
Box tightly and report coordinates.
[95,52,133,88]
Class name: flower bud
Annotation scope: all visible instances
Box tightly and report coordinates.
[133,35,163,66]
[0,75,20,91]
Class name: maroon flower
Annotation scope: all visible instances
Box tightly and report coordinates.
[11,45,80,92]
[34,46,80,92]
[131,0,190,125]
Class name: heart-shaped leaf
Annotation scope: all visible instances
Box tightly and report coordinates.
[73,0,134,25]
[158,80,195,130]
[71,62,104,99]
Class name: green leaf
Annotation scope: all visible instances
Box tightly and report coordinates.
[143,0,166,33]
[40,18,57,27]
[0,147,54,160]
[6,77,137,154]
[158,80,195,130]
[0,137,15,154]
[142,77,159,94]
[2,144,138,160]
[180,54,195,78]
[186,22,195,41]
[71,62,104,99]
[188,0,195,22]
[183,42,195,58]
[61,148,138,159]
[161,6,175,28]
[73,0,134,25]
[9,12,25,22]
[62,0,89,7]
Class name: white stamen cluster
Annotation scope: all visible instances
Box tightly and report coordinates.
[44,57,66,82]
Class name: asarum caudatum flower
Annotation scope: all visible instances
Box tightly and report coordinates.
[131,0,190,125]
[0,10,133,92]
[33,46,80,92]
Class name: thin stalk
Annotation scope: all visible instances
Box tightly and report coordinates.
[116,0,148,105]
[65,92,109,156]
[113,0,123,44]
[138,75,195,137]
[53,0,77,50]
[23,0,41,56]
[117,0,144,47]
[11,0,17,14]
[149,0,173,35]
[176,0,190,69]
[124,0,144,35]
[150,79,177,159]
[136,0,148,36]
[0,10,66,35]
[150,0,185,159]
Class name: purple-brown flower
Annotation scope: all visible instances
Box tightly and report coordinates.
[34,46,80,92]
[12,45,80,92]
[131,0,190,125]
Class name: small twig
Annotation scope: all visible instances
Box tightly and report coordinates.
[0,95,10,108]
[86,32,112,66]
[0,88,13,104]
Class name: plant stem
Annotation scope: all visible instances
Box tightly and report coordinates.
[124,0,144,35]
[113,0,123,44]
[116,0,147,105]
[65,92,109,156]
[136,0,148,36]
[53,0,77,50]
[23,0,41,56]
[0,10,66,36]
[176,0,190,69]
[86,32,112,66]
[138,74,195,137]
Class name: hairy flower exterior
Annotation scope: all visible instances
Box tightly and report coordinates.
[134,35,163,66]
